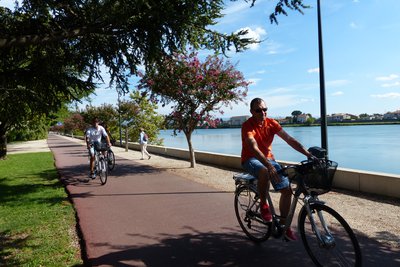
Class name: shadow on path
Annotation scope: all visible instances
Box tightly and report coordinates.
[47,134,400,267]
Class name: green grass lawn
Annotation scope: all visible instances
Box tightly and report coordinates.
[0,152,83,266]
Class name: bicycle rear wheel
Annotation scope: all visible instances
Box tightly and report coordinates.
[234,185,271,242]
[298,203,361,267]
[98,157,108,185]
[107,150,115,171]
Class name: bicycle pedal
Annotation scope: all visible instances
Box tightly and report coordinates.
[272,225,284,239]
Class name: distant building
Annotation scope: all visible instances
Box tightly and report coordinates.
[296,113,310,123]
[383,110,400,120]
[328,113,358,122]
[276,117,291,124]
[229,115,250,126]
[360,114,384,120]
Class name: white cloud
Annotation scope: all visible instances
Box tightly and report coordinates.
[237,27,267,50]
[376,74,399,81]
[264,41,295,55]
[258,94,304,109]
[371,93,400,98]
[222,1,250,16]
[331,91,344,96]
[382,81,400,88]
[248,78,262,86]
[327,80,350,87]
[263,86,294,95]
[307,68,319,73]
[350,22,360,29]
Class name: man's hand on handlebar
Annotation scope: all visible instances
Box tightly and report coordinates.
[87,142,93,150]
[308,154,319,162]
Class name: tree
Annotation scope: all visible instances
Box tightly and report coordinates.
[291,110,302,124]
[77,92,163,145]
[267,0,309,24]
[82,104,118,126]
[118,91,164,145]
[63,113,86,136]
[0,1,254,89]
[0,33,95,158]
[0,0,247,159]
[0,0,308,158]
[81,104,119,138]
[1,0,308,93]
[305,116,316,126]
[7,114,49,142]
[137,51,249,167]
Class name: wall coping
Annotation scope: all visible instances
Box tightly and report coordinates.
[67,135,400,199]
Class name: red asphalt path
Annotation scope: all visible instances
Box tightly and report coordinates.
[47,134,399,267]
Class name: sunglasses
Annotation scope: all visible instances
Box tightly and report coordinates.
[254,108,268,113]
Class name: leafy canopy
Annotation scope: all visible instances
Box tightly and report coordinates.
[0,0,308,158]
[137,51,249,167]
[138,51,249,133]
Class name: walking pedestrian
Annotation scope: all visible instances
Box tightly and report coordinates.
[139,128,151,160]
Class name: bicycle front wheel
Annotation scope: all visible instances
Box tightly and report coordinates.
[298,203,361,267]
[98,158,108,185]
[234,185,271,242]
[107,150,115,171]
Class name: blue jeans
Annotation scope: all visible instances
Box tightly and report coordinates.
[242,157,289,191]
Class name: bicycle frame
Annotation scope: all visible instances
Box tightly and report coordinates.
[235,169,337,243]
[87,143,108,185]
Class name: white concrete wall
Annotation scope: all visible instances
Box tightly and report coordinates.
[137,142,400,199]
[72,135,400,199]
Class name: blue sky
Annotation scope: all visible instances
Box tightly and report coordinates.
[3,0,400,119]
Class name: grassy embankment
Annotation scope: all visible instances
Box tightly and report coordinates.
[0,152,83,266]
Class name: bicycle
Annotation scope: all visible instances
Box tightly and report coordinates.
[89,143,108,185]
[106,147,115,172]
[233,147,361,267]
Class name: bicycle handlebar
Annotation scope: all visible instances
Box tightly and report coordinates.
[282,158,330,174]
[87,141,111,152]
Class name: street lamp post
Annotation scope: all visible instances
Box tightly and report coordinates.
[317,0,328,156]
[117,90,122,146]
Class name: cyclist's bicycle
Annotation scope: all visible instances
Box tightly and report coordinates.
[106,147,115,172]
[233,147,361,267]
[89,142,108,185]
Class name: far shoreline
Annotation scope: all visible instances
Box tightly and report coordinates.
[200,120,400,129]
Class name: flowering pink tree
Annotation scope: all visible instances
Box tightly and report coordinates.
[63,113,86,136]
[137,51,249,167]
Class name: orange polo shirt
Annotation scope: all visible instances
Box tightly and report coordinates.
[241,116,282,163]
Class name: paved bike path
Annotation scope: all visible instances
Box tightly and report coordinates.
[47,134,399,267]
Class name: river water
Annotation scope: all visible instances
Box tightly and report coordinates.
[159,124,400,175]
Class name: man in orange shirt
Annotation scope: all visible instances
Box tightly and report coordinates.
[241,97,313,241]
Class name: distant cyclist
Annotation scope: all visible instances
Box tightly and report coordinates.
[100,123,116,146]
[86,118,111,179]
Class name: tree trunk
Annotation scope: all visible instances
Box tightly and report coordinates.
[0,132,7,160]
[125,127,129,152]
[184,131,196,168]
